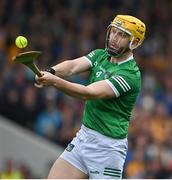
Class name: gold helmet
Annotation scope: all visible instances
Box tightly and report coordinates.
[106,15,146,57]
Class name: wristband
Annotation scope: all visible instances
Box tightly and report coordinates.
[46,67,56,75]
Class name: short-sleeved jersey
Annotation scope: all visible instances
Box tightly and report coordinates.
[82,49,141,138]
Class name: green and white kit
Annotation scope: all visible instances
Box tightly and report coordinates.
[60,49,141,179]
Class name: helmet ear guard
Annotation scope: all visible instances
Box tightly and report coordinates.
[129,37,141,50]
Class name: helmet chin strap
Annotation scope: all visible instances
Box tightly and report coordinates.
[107,47,130,58]
[106,38,130,58]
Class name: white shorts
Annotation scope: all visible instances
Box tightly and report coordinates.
[60,125,128,179]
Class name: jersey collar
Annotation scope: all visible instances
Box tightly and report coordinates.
[117,55,134,65]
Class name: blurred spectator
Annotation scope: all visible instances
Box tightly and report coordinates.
[0,159,23,179]
[126,147,146,178]
[35,87,63,141]
[0,158,34,179]
[19,83,40,128]
[57,96,82,146]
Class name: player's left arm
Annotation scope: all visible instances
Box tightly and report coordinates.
[35,71,115,100]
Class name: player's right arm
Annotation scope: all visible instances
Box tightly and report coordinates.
[51,56,91,78]
[51,49,102,78]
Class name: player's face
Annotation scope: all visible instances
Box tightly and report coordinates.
[109,27,130,52]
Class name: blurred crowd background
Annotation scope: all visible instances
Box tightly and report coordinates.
[0,0,172,178]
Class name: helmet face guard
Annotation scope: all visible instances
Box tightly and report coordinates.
[105,25,131,57]
[106,15,146,57]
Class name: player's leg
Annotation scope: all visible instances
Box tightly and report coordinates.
[48,157,88,179]
[48,128,89,179]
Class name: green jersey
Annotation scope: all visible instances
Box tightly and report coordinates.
[83,49,141,138]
